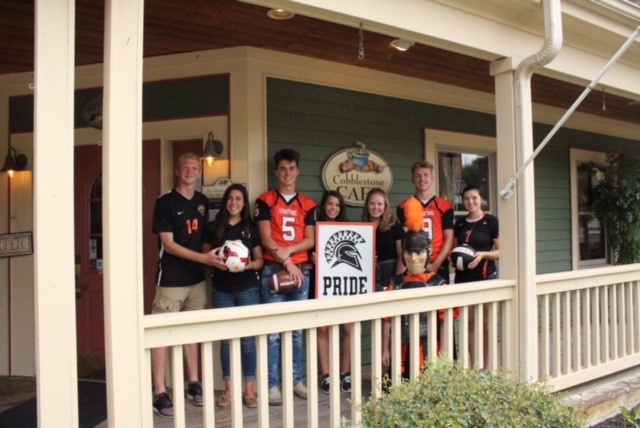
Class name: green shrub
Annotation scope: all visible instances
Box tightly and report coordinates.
[356,359,581,427]
[621,404,640,427]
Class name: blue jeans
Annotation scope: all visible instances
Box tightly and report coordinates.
[212,287,261,381]
[260,264,310,388]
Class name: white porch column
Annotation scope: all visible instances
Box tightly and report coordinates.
[492,56,539,381]
[491,0,562,381]
[490,58,521,377]
[102,0,146,426]
[33,0,78,426]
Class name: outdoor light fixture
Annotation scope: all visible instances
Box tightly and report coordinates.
[390,39,415,52]
[201,132,224,166]
[1,147,28,178]
[267,8,295,20]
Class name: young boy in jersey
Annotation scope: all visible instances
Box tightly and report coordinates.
[150,152,220,418]
[382,197,447,380]
[254,148,317,405]
[396,160,454,282]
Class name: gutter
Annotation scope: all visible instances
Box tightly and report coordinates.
[511,0,563,381]
[501,0,563,200]
[501,1,639,200]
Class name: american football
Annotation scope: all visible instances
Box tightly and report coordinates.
[219,240,250,272]
[451,244,477,271]
[268,270,299,293]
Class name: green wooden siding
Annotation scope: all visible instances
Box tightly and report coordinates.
[267,78,639,275]
[9,74,229,133]
[266,78,496,222]
[532,125,639,273]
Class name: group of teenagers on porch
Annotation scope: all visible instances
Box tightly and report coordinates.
[150,148,500,419]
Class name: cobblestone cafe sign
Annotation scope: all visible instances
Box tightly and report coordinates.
[321,143,393,207]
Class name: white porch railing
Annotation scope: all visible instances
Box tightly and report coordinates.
[537,264,640,391]
[143,280,516,428]
[141,265,640,427]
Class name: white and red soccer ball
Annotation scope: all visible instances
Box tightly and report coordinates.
[219,240,250,272]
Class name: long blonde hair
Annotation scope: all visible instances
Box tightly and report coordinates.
[361,188,398,232]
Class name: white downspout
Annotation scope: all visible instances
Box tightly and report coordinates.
[513,0,562,380]
[512,0,563,195]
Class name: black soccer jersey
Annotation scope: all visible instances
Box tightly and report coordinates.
[152,189,208,286]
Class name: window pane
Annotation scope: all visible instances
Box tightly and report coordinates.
[577,163,606,263]
[438,151,490,214]
[577,166,590,212]
[579,214,605,260]
[89,173,103,270]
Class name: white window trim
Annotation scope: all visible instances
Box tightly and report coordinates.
[570,148,607,270]
[424,128,497,214]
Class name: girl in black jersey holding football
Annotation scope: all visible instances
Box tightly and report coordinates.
[203,183,264,409]
[453,184,499,368]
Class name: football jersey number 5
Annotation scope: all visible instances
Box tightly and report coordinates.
[282,216,296,242]
[423,218,433,240]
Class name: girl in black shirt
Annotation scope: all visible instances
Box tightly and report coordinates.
[453,184,499,368]
[203,184,264,408]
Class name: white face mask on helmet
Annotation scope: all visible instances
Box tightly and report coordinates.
[402,231,431,275]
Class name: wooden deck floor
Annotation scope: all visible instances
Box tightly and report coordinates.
[0,376,368,428]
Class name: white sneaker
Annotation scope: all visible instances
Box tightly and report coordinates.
[293,382,308,399]
[268,386,282,406]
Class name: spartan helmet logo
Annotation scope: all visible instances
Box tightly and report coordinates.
[324,230,365,271]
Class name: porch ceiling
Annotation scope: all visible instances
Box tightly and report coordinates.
[2,0,640,124]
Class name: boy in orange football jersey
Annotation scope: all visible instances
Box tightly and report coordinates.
[254,148,317,405]
[396,160,454,282]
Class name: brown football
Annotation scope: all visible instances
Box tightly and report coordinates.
[268,270,299,293]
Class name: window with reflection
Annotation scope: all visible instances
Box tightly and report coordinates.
[577,164,606,264]
[437,150,492,217]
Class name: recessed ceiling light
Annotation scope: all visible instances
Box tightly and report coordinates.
[390,39,415,52]
[267,8,295,20]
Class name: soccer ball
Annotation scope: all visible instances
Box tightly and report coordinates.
[219,240,250,272]
[451,244,477,271]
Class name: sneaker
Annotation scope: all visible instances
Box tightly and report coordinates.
[152,392,174,418]
[268,386,282,406]
[320,374,330,394]
[340,373,351,393]
[186,381,203,406]
[293,382,308,400]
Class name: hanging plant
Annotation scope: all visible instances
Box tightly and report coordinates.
[592,152,640,265]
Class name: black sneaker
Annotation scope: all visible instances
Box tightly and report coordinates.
[153,392,174,418]
[186,381,203,406]
[320,374,330,394]
[340,373,351,393]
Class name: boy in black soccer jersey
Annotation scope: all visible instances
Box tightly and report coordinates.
[150,152,220,418]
